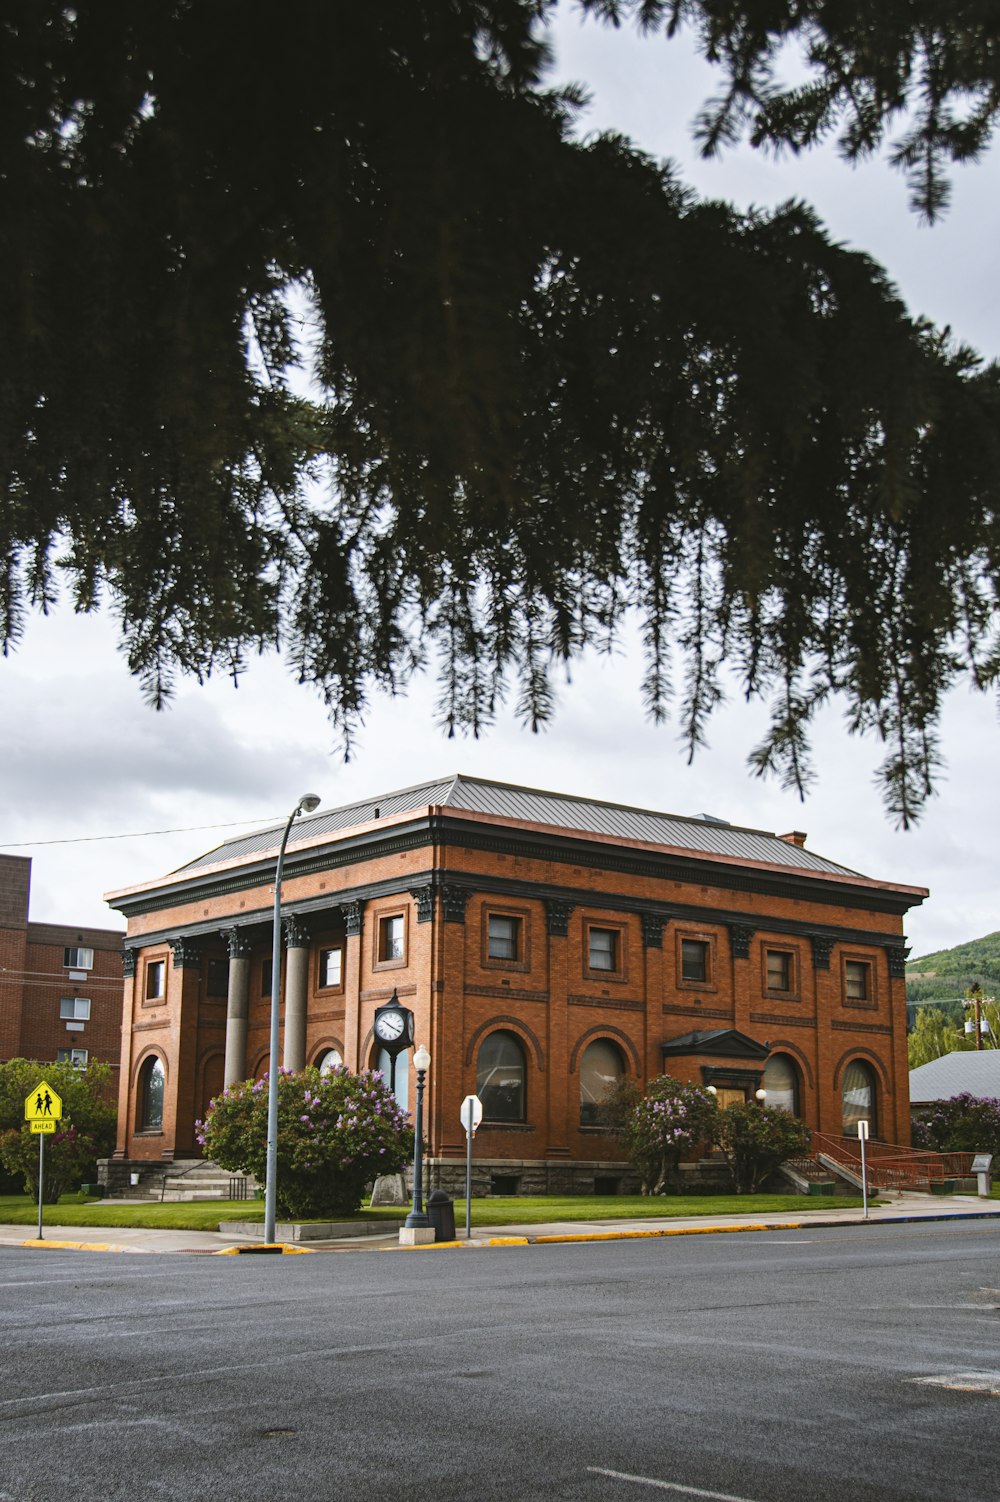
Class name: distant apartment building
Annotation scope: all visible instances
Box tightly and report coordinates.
[0,855,124,1077]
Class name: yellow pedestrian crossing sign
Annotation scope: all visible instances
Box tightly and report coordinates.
[24,1081,63,1123]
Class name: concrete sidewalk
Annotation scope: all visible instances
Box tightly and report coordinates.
[0,1192,997,1255]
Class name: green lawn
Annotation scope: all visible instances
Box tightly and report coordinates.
[449,1193,868,1225]
[0,1191,869,1232]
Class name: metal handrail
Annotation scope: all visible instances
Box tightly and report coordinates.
[811,1133,971,1191]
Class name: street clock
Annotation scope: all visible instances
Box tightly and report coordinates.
[373,994,414,1057]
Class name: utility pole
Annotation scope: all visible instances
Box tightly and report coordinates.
[963,983,992,1051]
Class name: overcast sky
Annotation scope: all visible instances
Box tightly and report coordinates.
[2,13,998,963]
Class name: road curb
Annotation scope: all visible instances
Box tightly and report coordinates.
[214,1243,314,1255]
[18,1237,138,1253]
[375,1208,1000,1251]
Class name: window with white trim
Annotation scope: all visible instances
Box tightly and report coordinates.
[487,914,522,962]
[377,914,405,964]
[60,997,91,1021]
[587,927,620,973]
[64,946,94,970]
[319,946,344,989]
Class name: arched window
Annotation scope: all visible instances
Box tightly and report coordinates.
[476,1031,526,1122]
[763,1054,800,1115]
[375,1049,408,1112]
[579,1039,625,1126]
[841,1060,878,1137]
[316,1048,343,1074]
[140,1056,165,1130]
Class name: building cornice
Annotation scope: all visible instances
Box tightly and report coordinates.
[107,808,926,924]
[121,861,917,967]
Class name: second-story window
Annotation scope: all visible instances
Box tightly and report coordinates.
[845,960,871,1002]
[680,939,709,983]
[319,946,344,988]
[378,914,405,963]
[765,950,792,992]
[487,914,522,962]
[588,927,619,973]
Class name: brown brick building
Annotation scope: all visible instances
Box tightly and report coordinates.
[105,776,926,1191]
[0,854,124,1078]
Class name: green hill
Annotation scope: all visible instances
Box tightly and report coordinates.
[906,930,1000,1023]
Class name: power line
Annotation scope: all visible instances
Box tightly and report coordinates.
[0,816,281,850]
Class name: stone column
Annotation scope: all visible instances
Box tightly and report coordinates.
[167,938,201,1158]
[282,914,310,1072]
[341,899,366,1071]
[222,929,251,1088]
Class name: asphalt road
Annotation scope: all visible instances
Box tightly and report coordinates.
[1,1221,998,1502]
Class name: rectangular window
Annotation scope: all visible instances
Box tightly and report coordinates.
[765,950,792,993]
[59,997,91,1021]
[681,939,709,983]
[206,959,229,997]
[261,960,272,997]
[145,959,166,1000]
[588,927,619,973]
[63,946,94,970]
[845,960,870,1001]
[487,914,522,962]
[319,946,344,989]
[378,914,405,964]
[56,1048,88,1068]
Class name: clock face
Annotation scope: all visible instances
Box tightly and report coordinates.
[375,1010,405,1042]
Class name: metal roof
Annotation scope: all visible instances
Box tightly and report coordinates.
[908,1050,1000,1103]
[175,773,862,878]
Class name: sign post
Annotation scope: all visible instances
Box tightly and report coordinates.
[459,1094,483,1239]
[24,1081,63,1241]
[857,1118,869,1220]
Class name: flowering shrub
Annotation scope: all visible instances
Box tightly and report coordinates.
[912,1093,1000,1155]
[198,1065,414,1218]
[617,1074,718,1194]
[713,1102,812,1193]
[0,1125,103,1202]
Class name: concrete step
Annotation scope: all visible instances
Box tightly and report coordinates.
[160,1187,257,1202]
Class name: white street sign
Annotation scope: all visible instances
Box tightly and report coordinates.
[460,1094,483,1134]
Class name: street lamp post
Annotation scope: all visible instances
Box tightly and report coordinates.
[264,792,321,1246]
[404,1044,431,1230]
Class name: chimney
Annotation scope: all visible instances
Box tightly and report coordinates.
[779,831,807,848]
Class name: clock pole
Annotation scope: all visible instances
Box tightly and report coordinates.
[404,1044,432,1230]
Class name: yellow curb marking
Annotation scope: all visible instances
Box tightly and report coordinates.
[534,1221,806,1243]
[213,1244,314,1255]
[385,1235,531,1251]
[20,1238,134,1253]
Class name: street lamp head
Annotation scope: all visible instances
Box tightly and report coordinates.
[414,1044,431,1071]
[755,1088,767,1101]
[297,793,321,815]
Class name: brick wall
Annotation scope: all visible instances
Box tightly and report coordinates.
[0,855,124,1080]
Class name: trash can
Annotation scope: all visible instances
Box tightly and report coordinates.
[427,1189,456,1243]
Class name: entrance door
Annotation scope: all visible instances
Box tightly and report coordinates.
[714,1086,748,1111]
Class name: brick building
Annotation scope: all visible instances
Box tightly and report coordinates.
[0,854,124,1077]
[105,776,925,1191]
